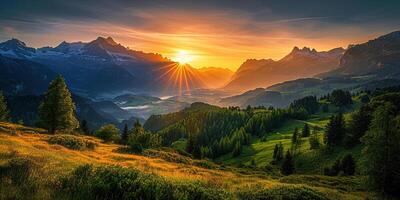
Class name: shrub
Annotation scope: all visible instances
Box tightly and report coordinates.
[56,164,230,200]
[48,134,97,150]
[324,154,356,176]
[95,124,120,142]
[236,185,328,200]
[127,127,161,153]
[0,156,46,199]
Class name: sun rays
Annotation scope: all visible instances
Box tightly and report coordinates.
[153,61,207,96]
[172,50,193,64]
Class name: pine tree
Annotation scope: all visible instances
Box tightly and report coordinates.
[273,144,279,160]
[38,75,78,133]
[281,150,294,175]
[291,128,300,156]
[80,119,89,134]
[309,128,320,149]
[324,158,342,176]
[276,143,284,161]
[361,103,400,196]
[134,120,141,129]
[344,106,371,147]
[341,154,356,176]
[301,123,310,137]
[0,91,10,122]
[292,128,298,144]
[232,141,242,157]
[121,123,129,143]
[324,113,345,149]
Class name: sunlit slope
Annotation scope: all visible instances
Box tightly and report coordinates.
[216,114,362,174]
[0,122,366,199]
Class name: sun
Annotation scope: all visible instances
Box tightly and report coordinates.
[173,50,193,64]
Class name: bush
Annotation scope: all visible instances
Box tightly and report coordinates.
[95,124,120,143]
[56,164,230,200]
[127,128,161,153]
[48,134,97,150]
[236,185,328,200]
[0,156,46,199]
[324,154,355,176]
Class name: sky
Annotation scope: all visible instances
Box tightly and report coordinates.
[0,0,400,70]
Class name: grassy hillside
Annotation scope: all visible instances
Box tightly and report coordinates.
[0,122,369,199]
[215,111,361,173]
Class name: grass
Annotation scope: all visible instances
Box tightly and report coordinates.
[216,110,362,175]
[215,119,306,167]
[0,122,367,199]
[48,134,98,150]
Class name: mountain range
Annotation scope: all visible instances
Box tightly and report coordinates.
[0,37,232,97]
[221,31,400,108]
[2,30,400,120]
[223,46,345,91]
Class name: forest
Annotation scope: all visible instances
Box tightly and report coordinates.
[1,75,400,199]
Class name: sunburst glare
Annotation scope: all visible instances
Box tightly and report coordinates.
[172,50,193,64]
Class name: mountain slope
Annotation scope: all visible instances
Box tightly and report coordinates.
[220,88,265,106]
[223,47,344,91]
[0,55,56,95]
[321,30,400,78]
[0,37,221,97]
[197,67,234,88]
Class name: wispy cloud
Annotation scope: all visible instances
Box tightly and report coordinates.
[0,0,399,69]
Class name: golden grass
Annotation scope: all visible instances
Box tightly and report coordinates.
[0,122,366,199]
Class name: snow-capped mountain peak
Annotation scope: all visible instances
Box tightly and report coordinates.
[0,38,36,58]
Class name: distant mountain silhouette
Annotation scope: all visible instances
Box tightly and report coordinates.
[320,31,400,78]
[223,47,344,91]
[0,55,56,95]
[221,30,400,108]
[197,67,234,88]
[0,37,231,97]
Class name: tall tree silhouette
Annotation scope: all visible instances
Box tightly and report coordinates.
[39,75,78,133]
[0,91,9,122]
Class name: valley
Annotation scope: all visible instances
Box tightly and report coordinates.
[1,3,400,198]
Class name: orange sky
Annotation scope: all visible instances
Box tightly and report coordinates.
[1,5,397,71]
[10,20,383,71]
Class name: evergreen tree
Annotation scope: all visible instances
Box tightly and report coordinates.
[276,143,284,161]
[281,150,294,175]
[361,103,400,196]
[309,127,320,149]
[291,128,300,156]
[344,106,371,147]
[329,89,353,107]
[121,123,129,143]
[273,144,279,160]
[301,123,310,137]
[251,158,256,167]
[38,75,78,133]
[290,96,319,114]
[324,158,342,176]
[128,121,161,153]
[232,141,242,157]
[80,119,89,134]
[0,91,10,122]
[292,128,299,144]
[134,120,141,129]
[324,113,345,149]
[341,154,356,176]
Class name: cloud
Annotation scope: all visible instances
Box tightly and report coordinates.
[0,0,399,69]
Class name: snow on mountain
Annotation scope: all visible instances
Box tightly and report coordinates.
[0,38,36,58]
[0,37,141,62]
